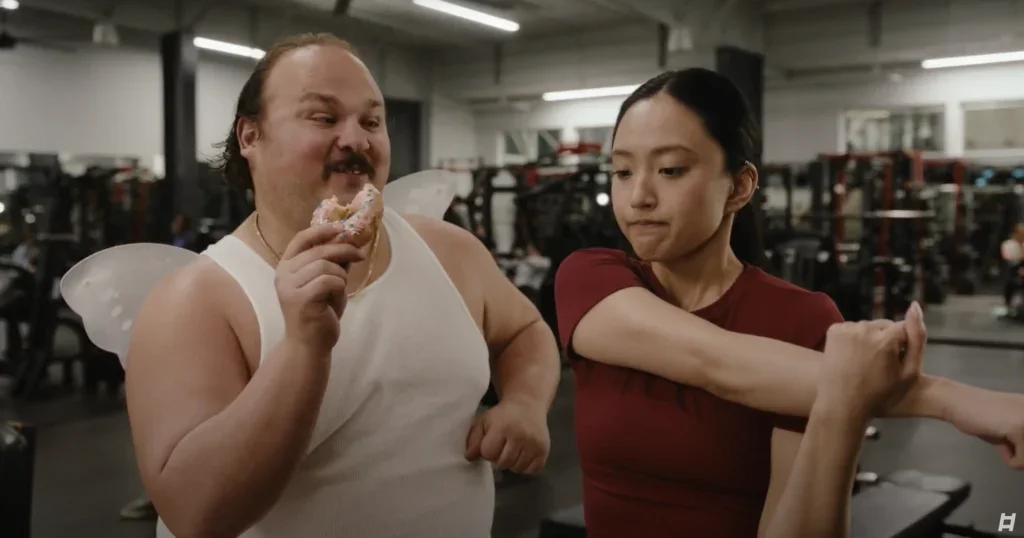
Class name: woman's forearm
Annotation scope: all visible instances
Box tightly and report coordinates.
[761,399,868,538]
[573,288,948,421]
[709,328,948,421]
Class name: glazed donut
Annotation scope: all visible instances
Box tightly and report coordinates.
[310,183,384,247]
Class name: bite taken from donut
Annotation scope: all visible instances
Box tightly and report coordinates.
[310,183,384,247]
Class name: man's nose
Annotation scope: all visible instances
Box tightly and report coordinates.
[335,118,370,153]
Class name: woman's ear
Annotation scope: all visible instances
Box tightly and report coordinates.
[726,162,759,214]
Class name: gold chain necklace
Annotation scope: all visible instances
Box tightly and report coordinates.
[254,212,380,299]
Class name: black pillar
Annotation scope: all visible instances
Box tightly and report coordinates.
[159,31,200,242]
[715,46,765,165]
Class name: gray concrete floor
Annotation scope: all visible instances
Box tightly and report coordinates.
[10,295,1024,538]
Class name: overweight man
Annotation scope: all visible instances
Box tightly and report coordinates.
[126,33,560,538]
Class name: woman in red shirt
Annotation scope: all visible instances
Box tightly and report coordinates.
[554,69,1024,538]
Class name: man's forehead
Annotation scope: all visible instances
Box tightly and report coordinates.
[265,45,382,103]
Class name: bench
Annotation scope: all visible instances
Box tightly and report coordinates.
[539,470,971,538]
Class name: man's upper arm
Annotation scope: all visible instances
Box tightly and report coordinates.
[449,221,542,357]
[403,213,543,357]
[125,260,250,493]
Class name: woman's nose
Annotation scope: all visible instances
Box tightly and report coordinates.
[629,177,656,209]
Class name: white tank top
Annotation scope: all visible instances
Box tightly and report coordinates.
[156,208,494,538]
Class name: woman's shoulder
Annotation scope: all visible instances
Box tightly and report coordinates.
[741,267,844,343]
[745,266,838,308]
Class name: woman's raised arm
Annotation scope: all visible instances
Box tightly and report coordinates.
[554,249,944,421]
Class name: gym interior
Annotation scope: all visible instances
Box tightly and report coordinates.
[2,0,1024,537]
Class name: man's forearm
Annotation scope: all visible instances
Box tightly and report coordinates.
[492,319,560,410]
[154,340,329,538]
[762,400,868,538]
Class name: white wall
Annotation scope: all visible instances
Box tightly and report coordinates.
[470,60,1024,164]
[427,93,478,168]
[0,43,433,162]
[766,62,1024,162]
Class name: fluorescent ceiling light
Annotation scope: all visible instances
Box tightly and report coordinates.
[193,37,265,60]
[542,85,639,102]
[922,50,1024,69]
[413,0,519,32]
[0,0,20,10]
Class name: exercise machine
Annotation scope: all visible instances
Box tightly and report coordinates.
[0,421,36,538]
[1,164,122,399]
[923,159,977,295]
[818,152,932,320]
[968,166,1024,284]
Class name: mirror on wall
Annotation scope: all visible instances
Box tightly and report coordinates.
[963,100,1024,151]
[843,106,945,153]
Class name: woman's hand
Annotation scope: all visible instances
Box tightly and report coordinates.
[817,303,926,419]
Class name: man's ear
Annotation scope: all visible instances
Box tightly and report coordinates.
[726,162,758,214]
[237,116,261,159]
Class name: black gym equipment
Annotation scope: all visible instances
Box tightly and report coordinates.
[1,161,124,400]
[816,152,932,321]
[968,167,1023,285]
[0,420,36,538]
[923,159,977,295]
[767,152,934,321]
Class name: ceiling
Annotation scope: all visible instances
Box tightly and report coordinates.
[0,0,658,51]
[0,0,919,54]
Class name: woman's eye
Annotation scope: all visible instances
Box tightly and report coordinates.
[363,118,382,129]
[311,114,336,125]
[660,167,687,177]
[612,169,632,180]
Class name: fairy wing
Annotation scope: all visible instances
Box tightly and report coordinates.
[381,169,460,219]
[60,243,198,367]
[61,169,461,368]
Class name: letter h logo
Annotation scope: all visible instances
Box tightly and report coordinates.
[1000,513,1016,532]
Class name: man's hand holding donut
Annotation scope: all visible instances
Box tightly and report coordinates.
[276,223,365,359]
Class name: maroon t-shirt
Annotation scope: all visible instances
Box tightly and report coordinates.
[553,248,843,538]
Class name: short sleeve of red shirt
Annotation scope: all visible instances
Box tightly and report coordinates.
[553,248,646,357]
[770,291,844,433]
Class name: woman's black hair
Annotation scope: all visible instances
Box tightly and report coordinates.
[612,68,766,267]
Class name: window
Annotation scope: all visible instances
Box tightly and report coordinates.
[844,106,944,152]
[963,100,1024,150]
[577,126,614,152]
[537,129,562,158]
[500,129,563,164]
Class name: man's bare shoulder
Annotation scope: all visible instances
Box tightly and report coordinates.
[139,256,241,328]
[128,254,257,371]
[401,213,490,262]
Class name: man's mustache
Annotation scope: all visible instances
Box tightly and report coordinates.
[324,152,375,180]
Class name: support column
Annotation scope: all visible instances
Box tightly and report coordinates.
[159,31,200,243]
[715,46,765,165]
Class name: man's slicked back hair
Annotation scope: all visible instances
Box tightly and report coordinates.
[210,33,357,193]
